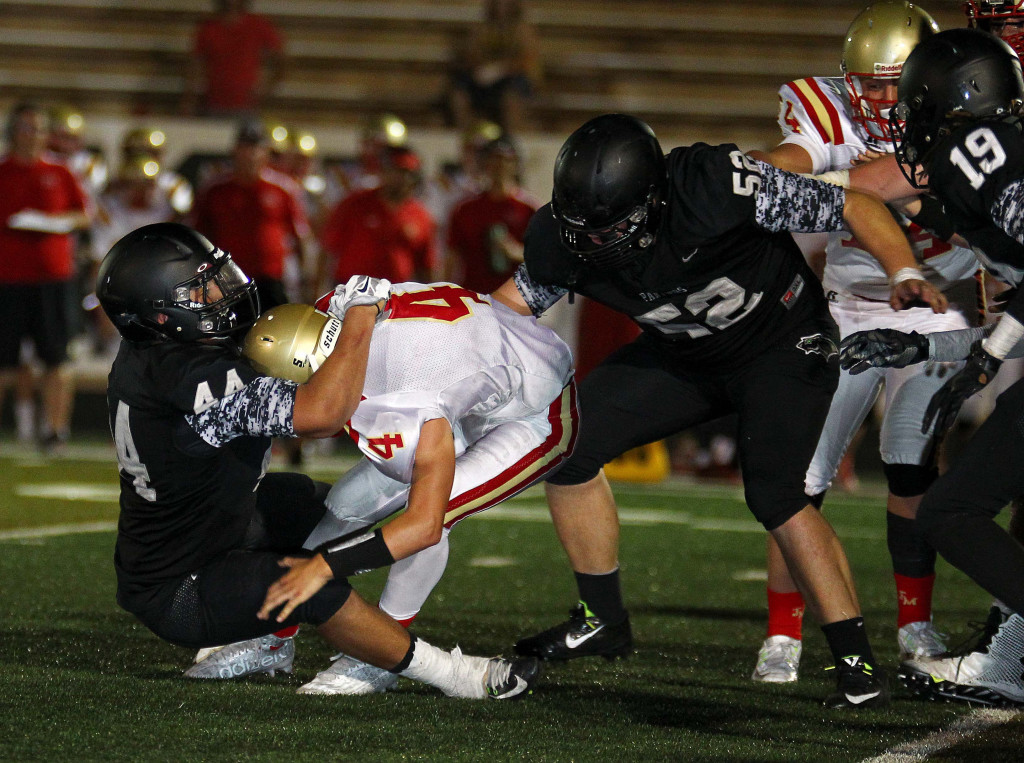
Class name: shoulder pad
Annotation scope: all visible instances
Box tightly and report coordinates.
[779,78,849,146]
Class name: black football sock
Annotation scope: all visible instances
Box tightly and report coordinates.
[821,617,875,668]
[575,569,627,624]
[886,511,937,577]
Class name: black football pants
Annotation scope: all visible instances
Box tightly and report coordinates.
[917,377,1024,616]
[548,324,838,531]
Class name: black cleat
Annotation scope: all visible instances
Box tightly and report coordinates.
[485,656,542,700]
[823,656,890,709]
[514,602,632,661]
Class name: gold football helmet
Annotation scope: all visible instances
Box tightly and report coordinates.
[841,1,940,141]
[242,304,342,383]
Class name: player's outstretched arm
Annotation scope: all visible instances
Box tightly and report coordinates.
[839,329,930,374]
[841,189,947,313]
[258,417,456,623]
[292,304,377,437]
[379,417,456,559]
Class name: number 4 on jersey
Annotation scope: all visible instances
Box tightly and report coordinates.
[114,401,156,501]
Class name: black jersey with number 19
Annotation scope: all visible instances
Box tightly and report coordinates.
[522,143,845,370]
[925,118,1024,293]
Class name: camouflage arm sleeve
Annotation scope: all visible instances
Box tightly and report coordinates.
[186,376,299,447]
[992,179,1024,248]
[513,263,567,317]
[754,161,846,234]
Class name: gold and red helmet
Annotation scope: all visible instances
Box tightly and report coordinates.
[965,1,1024,56]
[841,1,940,141]
[242,303,341,383]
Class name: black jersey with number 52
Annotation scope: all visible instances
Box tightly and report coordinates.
[521,143,847,370]
[925,118,1024,292]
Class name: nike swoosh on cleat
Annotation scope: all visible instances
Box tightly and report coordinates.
[491,676,529,699]
[844,690,882,705]
[565,625,604,649]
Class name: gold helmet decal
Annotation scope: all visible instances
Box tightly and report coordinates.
[242,304,341,383]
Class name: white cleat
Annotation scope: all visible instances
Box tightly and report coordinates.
[751,635,802,683]
[898,620,948,661]
[184,635,295,679]
[296,653,399,695]
[899,608,1024,707]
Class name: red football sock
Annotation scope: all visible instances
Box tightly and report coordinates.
[273,625,300,639]
[895,573,935,628]
[766,588,805,641]
[395,615,417,628]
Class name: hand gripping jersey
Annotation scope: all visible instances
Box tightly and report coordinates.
[778,76,978,302]
[341,282,576,520]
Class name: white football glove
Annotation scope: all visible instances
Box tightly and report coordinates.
[325,275,392,319]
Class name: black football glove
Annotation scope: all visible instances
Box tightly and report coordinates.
[839,329,929,375]
[921,342,1002,436]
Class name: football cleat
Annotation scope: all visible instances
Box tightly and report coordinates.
[484,656,542,700]
[184,634,294,679]
[296,653,399,695]
[432,647,541,700]
[514,602,632,661]
[899,607,1024,707]
[751,635,802,683]
[823,656,890,709]
[897,620,948,661]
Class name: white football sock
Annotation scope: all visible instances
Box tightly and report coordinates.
[399,638,489,699]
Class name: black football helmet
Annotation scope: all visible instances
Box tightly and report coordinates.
[551,114,667,269]
[96,222,260,343]
[890,27,1024,187]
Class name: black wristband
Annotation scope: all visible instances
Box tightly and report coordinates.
[908,195,956,242]
[318,528,395,580]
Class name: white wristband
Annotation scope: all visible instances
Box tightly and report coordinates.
[890,267,923,287]
[805,170,850,188]
[982,313,1024,360]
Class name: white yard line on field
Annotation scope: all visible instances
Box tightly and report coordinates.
[861,708,1021,762]
[0,521,117,541]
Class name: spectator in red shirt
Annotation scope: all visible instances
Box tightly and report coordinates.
[0,102,90,452]
[191,120,314,309]
[182,0,285,117]
[445,136,537,294]
[317,146,436,293]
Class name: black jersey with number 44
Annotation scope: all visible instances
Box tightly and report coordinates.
[522,143,846,369]
[925,118,1024,292]
[107,339,272,616]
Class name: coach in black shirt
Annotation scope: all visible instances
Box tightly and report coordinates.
[493,113,946,708]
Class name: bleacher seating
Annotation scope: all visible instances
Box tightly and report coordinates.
[0,0,965,146]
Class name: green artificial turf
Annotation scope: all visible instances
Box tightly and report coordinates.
[0,443,1017,761]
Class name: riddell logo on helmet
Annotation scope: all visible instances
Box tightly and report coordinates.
[873,63,902,76]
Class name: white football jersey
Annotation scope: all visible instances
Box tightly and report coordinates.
[778,76,977,302]
[343,282,574,485]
